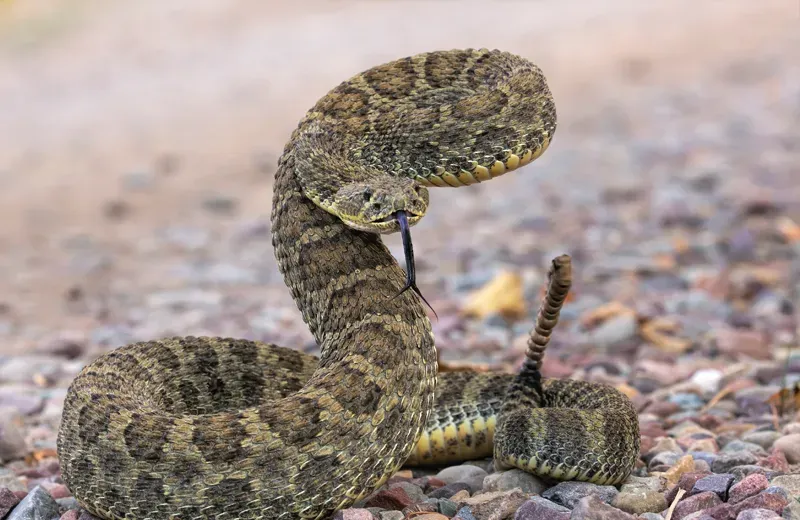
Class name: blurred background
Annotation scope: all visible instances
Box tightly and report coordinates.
[0,2,798,376]
[1,1,800,517]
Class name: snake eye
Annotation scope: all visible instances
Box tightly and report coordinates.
[363,189,373,202]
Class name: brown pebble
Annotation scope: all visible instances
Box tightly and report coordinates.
[664,455,695,487]
[456,489,527,520]
[363,486,414,510]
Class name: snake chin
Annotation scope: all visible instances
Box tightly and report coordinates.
[332,178,429,234]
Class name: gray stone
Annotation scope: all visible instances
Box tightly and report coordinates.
[769,474,800,499]
[619,476,664,494]
[541,481,619,509]
[55,497,79,512]
[0,388,44,416]
[435,465,488,493]
[0,468,26,493]
[378,512,403,520]
[6,486,59,520]
[721,440,768,457]
[647,451,682,469]
[782,500,800,520]
[637,514,663,520]
[773,434,800,464]
[513,497,570,520]
[429,482,472,499]
[387,481,425,504]
[711,451,758,473]
[455,506,476,520]
[729,466,771,482]
[568,495,636,519]
[0,412,28,463]
[587,313,637,347]
[436,498,458,517]
[741,431,781,450]
[0,357,62,385]
[691,473,734,500]
[482,470,548,495]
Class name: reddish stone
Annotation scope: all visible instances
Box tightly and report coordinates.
[541,357,575,378]
[60,511,81,520]
[424,477,446,490]
[639,436,656,455]
[728,473,769,504]
[639,423,668,438]
[644,401,681,417]
[363,486,414,510]
[665,472,712,503]
[694,414,724,430]
[0,487,21,518]
[46,483,71,499]
[759,448,790,472]
[703,493,789,520]
[670,491,723,520]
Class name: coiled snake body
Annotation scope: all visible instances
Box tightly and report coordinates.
[58,49,639,520]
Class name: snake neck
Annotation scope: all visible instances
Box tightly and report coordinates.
[270,146,437,471]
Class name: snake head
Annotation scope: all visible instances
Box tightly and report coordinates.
[331,176,429,234]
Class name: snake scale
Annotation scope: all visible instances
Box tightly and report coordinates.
[57,49,640,520]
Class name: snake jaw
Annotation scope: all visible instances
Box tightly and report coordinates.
[395,210,437,319]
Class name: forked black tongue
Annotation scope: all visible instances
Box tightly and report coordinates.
[395,210,437,319]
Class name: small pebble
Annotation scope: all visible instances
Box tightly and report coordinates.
[610,488,666,514]
[569,495,635,520]
[690,473,734,501]
[740,431,780,450]
[513,496,570,520]
[6,485,60,520]
[728,474,770,504]
[768,474,800,500]
[0,414,28,463]
[735,509,781,520]
[1,487,21,518]
[711,452,758,473]
[670,491,723,520]
[772,433,800,464]
[541,481,618,509]
[455,489,527,520]
[482,470,547,495]
[435,466,487,494]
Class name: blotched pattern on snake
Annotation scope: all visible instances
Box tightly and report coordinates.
[57,48,640,520]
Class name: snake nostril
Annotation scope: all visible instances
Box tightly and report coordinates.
[363,189,373,202]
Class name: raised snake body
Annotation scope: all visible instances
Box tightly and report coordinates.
[57,49,639,520]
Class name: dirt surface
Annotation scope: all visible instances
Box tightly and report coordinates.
[2,3,800,519]
[0,0,797,351]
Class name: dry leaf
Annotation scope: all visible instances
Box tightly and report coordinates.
[615,383,640,400]
[24,448,58,465]
[580,301,635,329]
[462,270,525,321]
[640,318,692,354]
[777,216,800,243]
[766,383,800,415]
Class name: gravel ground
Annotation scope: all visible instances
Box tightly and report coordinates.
[1,1,800,519]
